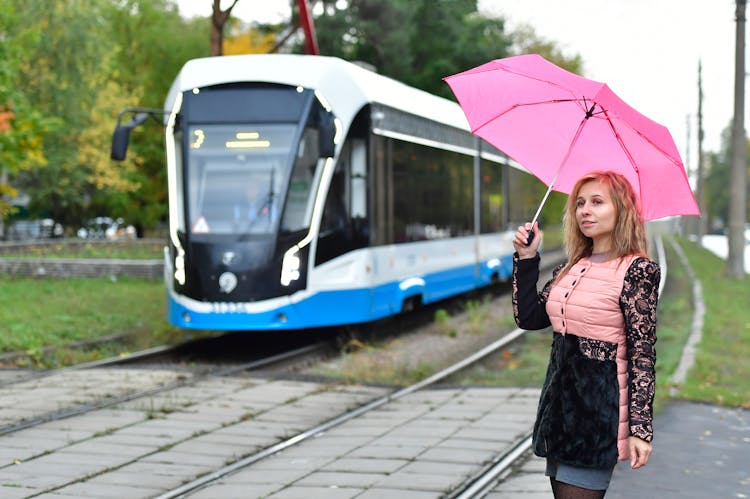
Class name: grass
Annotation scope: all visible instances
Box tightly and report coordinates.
[0,275,185,366]
[455,332,552,388]
[0,239,200,366]
[650,239,695,411]
[674,238,750,408]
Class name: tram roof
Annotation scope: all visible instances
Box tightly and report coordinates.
[165,54,470,132]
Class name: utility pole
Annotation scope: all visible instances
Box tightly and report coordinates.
[697,60,707,239]
[685,113,691,236]
[729,0,747,278]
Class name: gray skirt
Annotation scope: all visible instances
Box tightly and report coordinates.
[545,459,615,490]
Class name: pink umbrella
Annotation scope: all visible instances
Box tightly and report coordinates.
[444,53,699,229]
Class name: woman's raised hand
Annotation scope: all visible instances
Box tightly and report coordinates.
[512,221,541,259]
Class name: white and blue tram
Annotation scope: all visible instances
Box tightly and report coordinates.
[112,54,528,331]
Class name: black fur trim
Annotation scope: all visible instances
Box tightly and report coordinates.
[532,333,620,468]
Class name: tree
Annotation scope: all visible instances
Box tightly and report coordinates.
[223,21,278,55]
[0,2,54,231]
[8,0,116,226]
[314,0,415,79]
[1,0,587,237]
[704,124,750,235]
[6,0,209,233]
[310,1,580,98]
[103,0,209,233]
[211,0,240,55]
[306,0,580,227]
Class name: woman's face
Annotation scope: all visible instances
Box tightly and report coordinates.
[575,179,617,247]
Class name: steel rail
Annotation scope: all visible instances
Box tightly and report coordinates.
[0,340,185,389]
[154,326,529,499]
[0,342,326,436]
[448,434,533,499]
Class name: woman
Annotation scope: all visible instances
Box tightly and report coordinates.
[512,171,660,499]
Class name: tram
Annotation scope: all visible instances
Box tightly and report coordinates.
[112,54,530,331]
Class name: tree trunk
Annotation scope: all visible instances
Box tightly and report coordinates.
[210,0,240,56]
[729,0,747,278]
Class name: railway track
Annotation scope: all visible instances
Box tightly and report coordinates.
[0,339,333,437]
[0,304,533,497]
[0,248,584,497]
[153,325,529,498]
[145,240,668,498]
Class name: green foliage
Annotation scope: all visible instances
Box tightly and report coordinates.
[100,1,210,231]
[311,0,581,101]
[1,0,584,235]
[0,3,55,218]
[5,0,209,231]
[314,0,416,78]
[702,124,750,231]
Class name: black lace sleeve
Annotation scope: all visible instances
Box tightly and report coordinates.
[511,253,564,330]
[620,257,660,442]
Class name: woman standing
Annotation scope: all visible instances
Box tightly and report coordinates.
[512,171,660,499]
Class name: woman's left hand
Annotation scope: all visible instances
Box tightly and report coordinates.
[628,436,652,469]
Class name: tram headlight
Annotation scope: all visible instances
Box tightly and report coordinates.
[174,253,186,285]
[280,246,301,286]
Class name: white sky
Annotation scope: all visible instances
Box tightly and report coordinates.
[175,0,741,176]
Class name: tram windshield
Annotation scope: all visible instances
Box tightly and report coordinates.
[186,124,296,235]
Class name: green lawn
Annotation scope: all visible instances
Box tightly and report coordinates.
[0,276,172,355]
[674,238,750,408]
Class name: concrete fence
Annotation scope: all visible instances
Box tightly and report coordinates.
[0,257,163,279]
[0,239,164,279]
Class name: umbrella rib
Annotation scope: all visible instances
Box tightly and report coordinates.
[529,112,591,226]
[605,114,640,172]
[593,105,683,168]
[602,108,684,171]
[486,63,599,105]
[473,98,586,134]
[602,111,647,204]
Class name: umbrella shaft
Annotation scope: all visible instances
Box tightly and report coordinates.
[530,173,558,226]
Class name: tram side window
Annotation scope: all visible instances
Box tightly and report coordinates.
[506,165,543,227]
[315,139,369,265]
[480,159,505,233]
[390,140,473,242]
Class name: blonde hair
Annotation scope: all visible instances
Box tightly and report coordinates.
[556,171,649,281]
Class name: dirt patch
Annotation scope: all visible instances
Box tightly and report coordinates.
[304,251,565,386]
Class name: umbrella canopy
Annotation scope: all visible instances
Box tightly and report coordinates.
[444,53,700,222]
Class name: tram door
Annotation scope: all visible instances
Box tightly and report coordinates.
[314,138,369,265]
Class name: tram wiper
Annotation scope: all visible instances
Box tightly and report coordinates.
[249,167,276,228]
